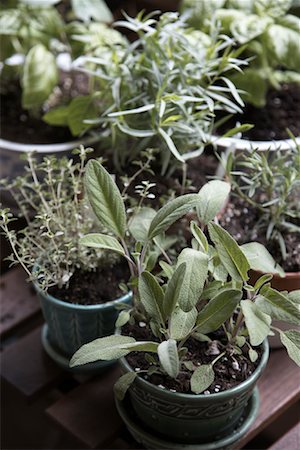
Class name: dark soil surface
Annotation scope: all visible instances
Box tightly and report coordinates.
[217,83,300,141]
[124,323,262,394]
[220,196,300,272]
[49,262,130,305]
[0,72,88,144]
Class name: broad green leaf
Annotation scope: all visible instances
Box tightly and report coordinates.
[208,223,250,282]
[241,300,271,346]
[139,271,164,324]
[70,335,135,366]
[177,248,208,311]
[71,0,113,23]
[148,194,200,239]
[288,290,300,305]
[266,24,300,71]
[43,105,69,127]
[22,44,58,110]
[190,365,215,394]
[157,339,180,379]
[129,207,156,242]
[66,96,97,136]
[190,221,208,252]
[241,242,284,276]
[80,233,125,256]
[230,69,269,108]
[280,330,300,366]
[170,306,197,340]
[196,289,242,334]
[163,263,187,318]
[115,310,130,328]
[114,372,137,401]
[256,287,300,326]
[85,160,126,238]
[255,0,292,17]
[197,180,230,225]
[231,15,271,44]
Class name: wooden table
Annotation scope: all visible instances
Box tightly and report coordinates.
[1,267,300,449]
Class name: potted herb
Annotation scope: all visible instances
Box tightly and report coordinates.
[46,11,249,173]
[0,147,132,372]
[181,0,300,150]
[69,158,300,447]
[0,0,125,204]
[220,142,300,292]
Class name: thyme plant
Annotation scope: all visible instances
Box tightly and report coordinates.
[45,11,249,170]
[181,0,300,107]
[222,143,300,263]
[69,158,300,396]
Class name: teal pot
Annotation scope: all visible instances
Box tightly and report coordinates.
[118,340,269,444]
[34,282,132,362]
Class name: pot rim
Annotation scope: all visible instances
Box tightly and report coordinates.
[120,339,269,401]
[33,279,133,311]
[0,134,99,153]
[212,135,300,152]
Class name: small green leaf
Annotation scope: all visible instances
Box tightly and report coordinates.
[196,289,242,334]
[157,339,180,379]
[241,242,284,277]
[115,310,130,328]
[163,263,187,318]
[241,300,271,347]
[177,248,208,311]
[190,221,208,252]
[249,348,258,363]
[70,335,136,367]
[129,207,156,242]
[148,194,200,239]
[190,365,215,394]
[139,271,164,324]
[114,372,137,401]
[170,306,197,340]
[208,223,250,282]
[197,180,230,225]
[43,105,69,127]
[80,233,125,256]
[71,0,113,22]
[253,274,273,292]
[66,95,97,136]
[85,160,126,238]
[280,330,300,366]
[159,261,174,280]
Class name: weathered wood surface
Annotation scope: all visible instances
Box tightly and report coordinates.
[268,422,300,450]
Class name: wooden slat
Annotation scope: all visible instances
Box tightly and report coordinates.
[1,326,64,400]
[0,267,40,337]
[235,349,300,449]
[46,365,123,449]
[268,422,300,450]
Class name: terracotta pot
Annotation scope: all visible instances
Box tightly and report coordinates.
[249,269,300,293]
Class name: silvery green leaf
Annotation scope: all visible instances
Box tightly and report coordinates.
[256,287,300,326]
[253,274,273,292]
[70,335,136,367]
[164,263,187,318]
[109,104,155,117]
[170,306,197,340]
[139,271,164,324]
[80,233,125,256]
[241,300,271,346]
[190,221,208,252]
[208,223,250,282]
[249,348,258,363]
[158,127,185,163]
[114,372,137,401]
[266,23,300,71]
[241,242,285,277]
[22,44,58,110]
[129,207,156,242]
[157,339,180,379]
[255,0,292,18]
[84,160,126,238]
[148,194,200,239]
[280,330,300,366]
[21,0,60,5]
[196,289,242,334]
[115,310,130,328]
[288,290,300,305]
[190,365,215,394]
[159,261,174,280]
[177,248,208,311]
[71,0,113,23]
[230,15,271,44]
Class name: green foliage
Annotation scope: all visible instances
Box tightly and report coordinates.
[181,0,300,107]
[224,145,300,264]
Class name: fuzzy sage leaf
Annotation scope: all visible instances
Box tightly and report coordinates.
[241,300,271,347]
[80,233,125,256]
[190,365,215,394]
[197,180,230,225]
[157,339,180,379]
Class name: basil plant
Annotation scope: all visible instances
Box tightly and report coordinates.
[70,158,300,396]
[181,0,300,107]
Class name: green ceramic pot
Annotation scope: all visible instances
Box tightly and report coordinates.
[34,282,132,359]
[119,340,269,444]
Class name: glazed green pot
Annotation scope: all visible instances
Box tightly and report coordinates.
[35,282,132,359]
[119,340,269,444]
